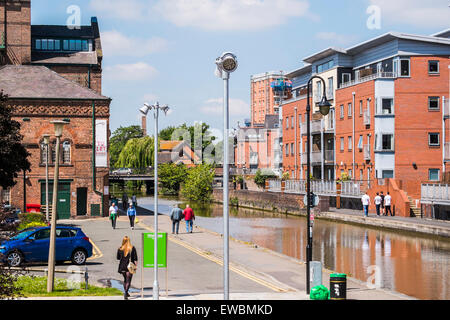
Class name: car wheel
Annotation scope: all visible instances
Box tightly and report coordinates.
[71,249,87,265]
[7,251,23,267]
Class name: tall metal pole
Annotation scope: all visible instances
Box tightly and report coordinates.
[45,144,49,222]
[223,71,230,300]
[153,105,160,300]
[306,80,312,295]
[47,135,61,292]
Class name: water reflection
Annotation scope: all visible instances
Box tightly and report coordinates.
[180,202,450,300]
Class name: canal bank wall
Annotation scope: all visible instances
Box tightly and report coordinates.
[212,189,450,238]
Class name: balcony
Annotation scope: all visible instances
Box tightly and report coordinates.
[339,72,396,89]
[301,150,334,164]
[363,108,371,126]
[301,120,322,135]
[421,184,450,204]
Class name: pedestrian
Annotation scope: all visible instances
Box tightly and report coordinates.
[380,191,385,216]
[183,204,195,233]
[374,192,382,216]
[385,192,393,216]
[127,203,137,230]
[361,192,370,217]
[122,193,128,210]
[170,204,183,234]
[109,202,118,229]
[132,194,137,208]
[117,236,138,300]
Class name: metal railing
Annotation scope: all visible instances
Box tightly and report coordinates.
[268,180,282,192]
[269,179,366,196]
[339,72,397,89]
[421,184,450,202]
[301,120,322,135]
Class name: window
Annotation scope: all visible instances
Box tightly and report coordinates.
[382,170,394,179]
[298,114,302,128]
[63,39,69,50]
[381,98,394,115]
[291,143,294,156]
[328,77,334,93]
[342,73,351,84]
[429,169,440,181]
[348,170,352,179]
[400,58,410,77]
[316,60,334,73]
[63,141,71,164]
[34,229,50,240]
[40,143,48,165]
[340,105,344,119]
[360,169,364,181]
[35,39,41,50]
[329,108,335,129]
[429,133,440,146]
[340,137,344,151]
[348,136,353,151]
[285,144,289,156]
[358,135,363,150]
[428,61,439,74]
[41,39,48,50]
[299,142,302,155]
[47,39,54,50]
[348,103,352,117]
[381,134,394,151]
[286,118,289,129]
[51,141,57,163]
[291,116,294,129]
[359,100,363,116]
[428,97,440,111]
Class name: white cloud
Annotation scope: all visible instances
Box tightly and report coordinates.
[89,0,149,20]
[368,0,450,28]
[200,98,249,117]
[101,30,169,57]
[104,62,158,81]
[153,0,313,31]
[315,32,359,47]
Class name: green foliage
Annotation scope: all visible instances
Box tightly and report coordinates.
[0,92,31,189]
[116,136,155,169]
[181,164,215,202]
[337,172,350,183]
[281,172,290,181]
[17,212,47,231]
[159,163,188,195]
[18,221,47,231]
[109,125,144,168]
[230,197,239,207]
[254,169,277,189]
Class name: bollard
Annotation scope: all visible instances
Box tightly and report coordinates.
[310,261,323,288]
[330,273,347,300]
[84,267,89,290]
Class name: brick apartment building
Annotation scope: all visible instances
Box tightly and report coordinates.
[0,0,111,218]
[281,30,450,209]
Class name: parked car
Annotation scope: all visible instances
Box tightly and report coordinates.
[0,226,93,267]
[112,168,132,175]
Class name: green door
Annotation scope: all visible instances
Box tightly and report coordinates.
[41,182,71,219]
[76,188,88,216]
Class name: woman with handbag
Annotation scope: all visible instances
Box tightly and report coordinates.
[117,236,138,299]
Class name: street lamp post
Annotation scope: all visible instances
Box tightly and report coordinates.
[47,120,68,293]
[43,134,51,222]
[305,76,331,295]
[140,102,170,300]
[215,52,238,300]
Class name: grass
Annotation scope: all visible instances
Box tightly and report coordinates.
[16,276,122,297]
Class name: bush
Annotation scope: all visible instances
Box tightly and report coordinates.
[181,164,215,202]
[254,169,277,189]
[17,212,46,231]
[17,221,48,231]
[159,163,188,195]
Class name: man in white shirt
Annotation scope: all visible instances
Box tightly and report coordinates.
[361,192,370,217]
[109,202,118,229]
[374,193,382,216]
[384,192,393,216]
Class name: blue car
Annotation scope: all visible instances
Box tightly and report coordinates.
[0,226,93,267]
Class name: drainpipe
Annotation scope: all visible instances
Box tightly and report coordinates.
[443,96,446,175]
[294,107,298,179]
[352,92,356,179]
[321,118,324,180]
[88,65,91,89]
[92,101,104,216]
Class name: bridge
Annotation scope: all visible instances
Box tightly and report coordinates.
[109,168,154,182]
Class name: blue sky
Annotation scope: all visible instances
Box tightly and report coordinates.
[31,0,449,137]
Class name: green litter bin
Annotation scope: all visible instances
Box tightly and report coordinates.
[330,273,347,300]
[310,285,330,300]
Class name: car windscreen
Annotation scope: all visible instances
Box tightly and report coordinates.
[10,229,37,241]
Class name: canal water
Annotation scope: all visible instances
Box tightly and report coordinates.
[112,187,450,300]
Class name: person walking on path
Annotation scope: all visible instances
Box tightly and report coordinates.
[385,192,393,216]
[117,236,138,300]
[109,202,118,229]
[183,204,195,233]
[374,192,382,216]
[170,204,183,234]
[361,192,370,217]
[131,194,137,208]
[380,191,385,216]
[127,203,137,230]
[122,193,128,210]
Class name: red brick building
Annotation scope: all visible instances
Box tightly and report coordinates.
[0,0,111,218]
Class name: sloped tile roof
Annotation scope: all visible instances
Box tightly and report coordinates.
[31,51,98,65]
[0,65,109,100]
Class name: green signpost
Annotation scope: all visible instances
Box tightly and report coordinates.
[143,233,167,268]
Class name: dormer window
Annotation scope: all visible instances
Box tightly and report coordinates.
[34,38,92,52]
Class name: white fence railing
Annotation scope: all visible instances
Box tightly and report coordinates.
[268,180,282,192]
[421,184,450,202]
[268,180,366,196]
[339,72,396,89]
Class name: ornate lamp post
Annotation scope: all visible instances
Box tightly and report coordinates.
[43,134,51,222]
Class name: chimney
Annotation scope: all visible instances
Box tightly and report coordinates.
[141,115,147,136]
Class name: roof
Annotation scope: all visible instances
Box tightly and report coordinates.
[303,47,347,64]
[160,141,184,151]
[284,64,312,79]
[31,51,98,65]
[31,25,95,39]
[431,29,450,39]
[0,65,109,100]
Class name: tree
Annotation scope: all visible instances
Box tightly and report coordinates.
[0,92,31,189]
[158,163,188,195]
[116,136,155,170]
[254,169,277,189]
[181,164,215,202]
[109,125,144,168]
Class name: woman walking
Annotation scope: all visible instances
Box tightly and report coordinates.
[127,203,137,230]
[117,236,138,300]
[109,202,118,229]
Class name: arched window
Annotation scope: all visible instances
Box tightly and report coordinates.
[62,141,71,164]
[40,142,49,165]
[51,141,57,164]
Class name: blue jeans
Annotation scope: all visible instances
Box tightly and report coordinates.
[363,205,369,217]
[185,220,193,233]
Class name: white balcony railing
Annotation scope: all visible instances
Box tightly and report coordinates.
[301,120,322,135]
[421,184,450,203]
[268,180,282,192]
[271,179,365,196]
[340,72,397,89]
